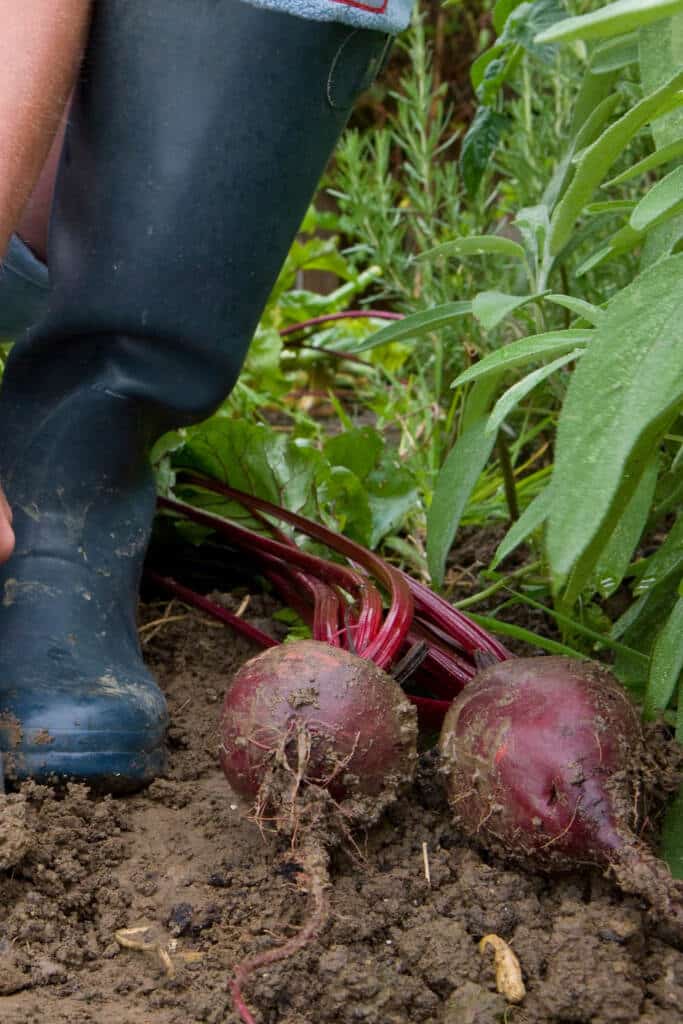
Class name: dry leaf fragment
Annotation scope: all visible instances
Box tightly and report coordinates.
[115,925,159,952]
[479,933,526,1004]
[115,925,176,978]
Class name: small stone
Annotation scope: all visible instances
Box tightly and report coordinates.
[167,903,194,937]
[207,872,229,889]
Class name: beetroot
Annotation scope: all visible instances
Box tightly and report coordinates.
[439,657,683,935]
[220,639,418,1023]
[221,639,417,823]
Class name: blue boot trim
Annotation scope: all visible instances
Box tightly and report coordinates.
[0,236,49,339]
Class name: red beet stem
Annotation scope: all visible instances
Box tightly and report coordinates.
[409,622,476,685]
[402,571,510,661]
[279,310,403,337]
[159,496,361,593]
[354,579,384,652]
[172,475,414,668]
[408,694,452,731]
[310,580,345,647]
[175,473,506,663]
[404,644,474,699]
[261,569,315,627]
[159,495,386,656]
[149,567,454,728]
[146,571,277,649]
[241,501,384,653]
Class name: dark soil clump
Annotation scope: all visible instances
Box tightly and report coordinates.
[1,600,682,1023]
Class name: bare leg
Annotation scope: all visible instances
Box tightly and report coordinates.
[0,0,91,562]
[16,112,69,263]
[0,1,89,257]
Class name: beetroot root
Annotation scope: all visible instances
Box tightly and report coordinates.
[220,639,418,831]
[439,656,683,936]
[220,640,418,1023]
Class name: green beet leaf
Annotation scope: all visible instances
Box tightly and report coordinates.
[536,0,683,45]
[546,254,683,593]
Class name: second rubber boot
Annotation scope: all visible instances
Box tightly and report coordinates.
[0,0,390,789]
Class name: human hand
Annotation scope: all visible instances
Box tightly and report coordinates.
[0,485,14,563]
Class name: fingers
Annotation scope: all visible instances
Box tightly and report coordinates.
[0,485,12,522]
[0,486,15,564]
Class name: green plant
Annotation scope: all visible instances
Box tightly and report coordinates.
[365,0,683,869]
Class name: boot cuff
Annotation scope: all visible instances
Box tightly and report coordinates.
[236,0,414,33]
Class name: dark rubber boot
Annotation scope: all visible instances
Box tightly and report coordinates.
[0,0,390,790]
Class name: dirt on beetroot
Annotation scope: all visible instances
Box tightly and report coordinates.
[1,594,683,1024]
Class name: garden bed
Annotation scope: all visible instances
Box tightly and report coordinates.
[1,596,682,1024]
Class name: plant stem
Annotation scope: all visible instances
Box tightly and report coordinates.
[453,561,542,610]
[146,571,277,649]
[497,430,520,522]
[279,310,403,338]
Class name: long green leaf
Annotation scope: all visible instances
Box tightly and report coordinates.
[427,378,498,587]
[544,294,605,324]
[632,515,683,595]
[589,32,639,73]
[544,93,621,213]
[574,94,623,151]
[575,223,645,276]
[506,589,650,661]
[550,67,683,255]
[630,165,683,231]
[569,69,619,141]
[350,301,472,352]
[417,235,527,263]
[547,254,683,589]
[472,291,544,330]
[644,596,683,718]
[640,11,683,150]
[593,456,659,597]
[585,199,636,214]
[604,138,683,185]
[491,486,552,569]
[486,350,582,435]
[639,13,683,267]
[467,613,585,657]
[452,329,594,388]
[536,0,683,44]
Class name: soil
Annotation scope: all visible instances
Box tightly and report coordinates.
[2,594,683,1024]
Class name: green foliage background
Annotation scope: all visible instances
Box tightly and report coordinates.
[159,0,683,870]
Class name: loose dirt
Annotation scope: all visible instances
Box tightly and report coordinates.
[1,596,682,1024]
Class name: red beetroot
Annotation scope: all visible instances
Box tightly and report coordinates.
[439,657,683,934]
[221,639,417,825]
[220,640,418,1023]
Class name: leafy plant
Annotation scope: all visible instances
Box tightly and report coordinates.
[366,0,683,869]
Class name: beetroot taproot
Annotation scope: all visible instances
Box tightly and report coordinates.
[439,656,683,935]
[220,639,417,826]
[220,639,418,1023]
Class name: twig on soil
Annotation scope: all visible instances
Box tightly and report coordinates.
[115,925,176,979]
[139,613,190,646]
[479,934,526,1004]
[422,841,431,887]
